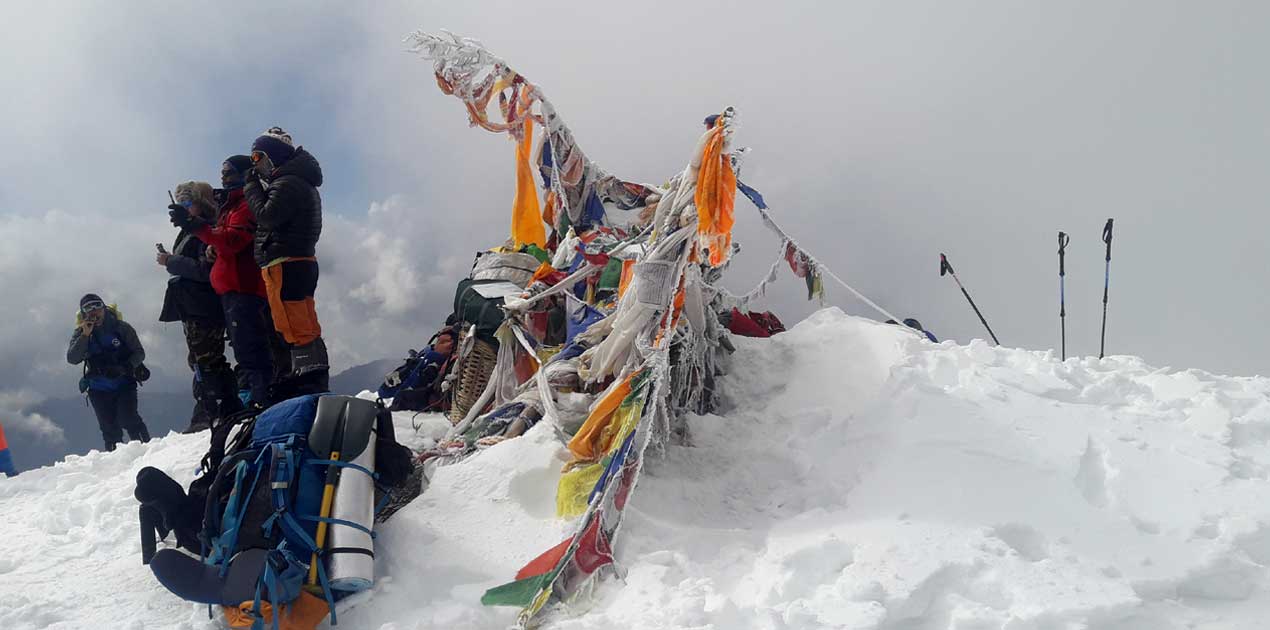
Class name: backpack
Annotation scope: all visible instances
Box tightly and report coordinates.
[452,278,515,342]
[153,394,383,630]
[377,355,428,400]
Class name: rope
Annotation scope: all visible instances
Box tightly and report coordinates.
[728,183,909,327]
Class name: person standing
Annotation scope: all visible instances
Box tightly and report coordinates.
[244,127,330,394]
[159,181,235,432]
[67,294,152,451]
[171,157,276,407]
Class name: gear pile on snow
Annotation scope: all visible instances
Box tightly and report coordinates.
[399,30,913,627]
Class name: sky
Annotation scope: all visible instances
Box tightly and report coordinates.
[2,1,1268,450]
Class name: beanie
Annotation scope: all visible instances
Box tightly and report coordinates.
[251,126,296,166]
[80,293,104,309]
[223,155,253,178]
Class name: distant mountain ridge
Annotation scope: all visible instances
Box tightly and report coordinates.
[9,358,398,472]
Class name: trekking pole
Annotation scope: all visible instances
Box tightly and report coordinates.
[1058,231,1070,360]
[1099,218,1114,359]
[940,253,1001,345]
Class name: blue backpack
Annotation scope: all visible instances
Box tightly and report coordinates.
[195,394,382,628]
[377,355,430,400]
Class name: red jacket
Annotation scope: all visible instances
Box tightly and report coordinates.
[197,189,266,297]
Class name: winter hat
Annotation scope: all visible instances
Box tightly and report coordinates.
[222,155,253,178]
[174,181,217,216]
[251,126,296,166]
[80,293,105,310]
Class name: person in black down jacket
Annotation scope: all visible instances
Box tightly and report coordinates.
[244,126,329,395]
[159,181,238,433]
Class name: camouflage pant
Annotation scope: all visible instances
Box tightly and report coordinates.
[182,319,235,427]
[183,319,228,371]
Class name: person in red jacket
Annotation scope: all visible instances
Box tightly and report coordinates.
[172,156,275,406]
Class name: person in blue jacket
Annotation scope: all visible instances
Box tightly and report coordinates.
[67,294,152,451]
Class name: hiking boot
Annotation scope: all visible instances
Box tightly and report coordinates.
[291,337,329,377]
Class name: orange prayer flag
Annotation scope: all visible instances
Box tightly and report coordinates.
[511,118,547,248]
[694,117,737,267]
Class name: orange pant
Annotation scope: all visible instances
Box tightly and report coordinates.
[262,259,322,346]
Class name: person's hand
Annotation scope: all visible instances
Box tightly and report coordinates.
[156,252,170,266]
[168,203,190,228]
[252,153,275,179]
[169,204,207,231]
[79,319,95,336]
[205,246,218,263]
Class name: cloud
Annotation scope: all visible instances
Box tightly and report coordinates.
[0,390,65,443]
[3,0,1270,432]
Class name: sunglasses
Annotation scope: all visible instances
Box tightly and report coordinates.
[80,301,105,314]
[251,150,267,164]
[179,199,193,208]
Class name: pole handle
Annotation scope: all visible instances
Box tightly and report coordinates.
[1057,232,1069,275]
[939,253,952,277]
[1102,218,1114,261]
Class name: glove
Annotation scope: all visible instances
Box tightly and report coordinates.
[252,153,274,179]
[168,204,189,228]
[168,204,206,231]
[134,364,151,383]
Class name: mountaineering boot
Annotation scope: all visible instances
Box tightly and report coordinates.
[291,337,328,376]
[290,337,330,395]
[182,405,211,434]
[130,426,152,443]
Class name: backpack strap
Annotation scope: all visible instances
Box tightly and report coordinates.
[213,451,269,577]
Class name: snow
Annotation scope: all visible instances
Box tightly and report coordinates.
[5,307,1270,629]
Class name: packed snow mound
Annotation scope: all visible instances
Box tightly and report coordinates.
[5,308,1270,629]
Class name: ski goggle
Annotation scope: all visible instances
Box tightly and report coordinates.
[80,300,105,314]
[178,199,193,208]
[250,150,268,164]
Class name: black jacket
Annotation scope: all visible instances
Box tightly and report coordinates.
[245,147,323,267]
[159,229,223,324]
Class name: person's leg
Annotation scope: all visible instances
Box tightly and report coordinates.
[116,386,150,443]
[263,260,328,394]
[223,292,274,406]
[281,260,327,392]
[184,319,232,431]
[87,389,123,451]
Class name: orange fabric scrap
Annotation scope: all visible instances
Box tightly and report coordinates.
[542,189,558,229]
[567,372,637,461]
[223,591,329,630]
[511,116,546,248]
[694,118,737,267]
[617,259,636,299]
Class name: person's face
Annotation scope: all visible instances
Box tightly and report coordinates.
[221,164,241,189]
[433,334,455,356]
[176,192,201,218]
[82,305,104,323]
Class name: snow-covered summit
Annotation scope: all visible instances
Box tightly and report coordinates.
[4,308,1270,629]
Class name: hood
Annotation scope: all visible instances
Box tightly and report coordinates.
[275,147,323,188]
[175,181,219,219]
